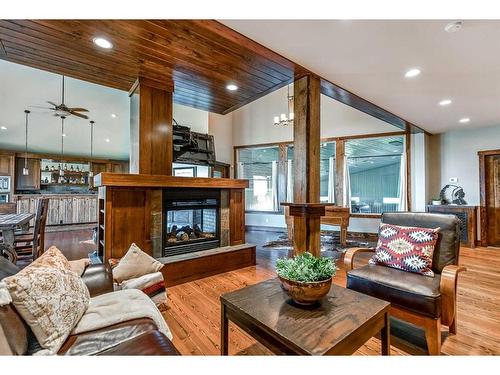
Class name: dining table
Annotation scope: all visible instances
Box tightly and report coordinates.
[0,213,35,263]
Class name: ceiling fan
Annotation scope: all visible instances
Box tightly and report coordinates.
[32,75,89,119]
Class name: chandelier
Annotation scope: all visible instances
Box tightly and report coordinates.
[273,84,294,126]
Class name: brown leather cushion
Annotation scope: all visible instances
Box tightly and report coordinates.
[81,263,114,298]
[347,264,442,318]
[382,212,461,273]
[0,257,29,355]
[58,318,159,355]
[97,331,180,356]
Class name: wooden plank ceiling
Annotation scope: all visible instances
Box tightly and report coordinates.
[0,19,424,131]
[0,19,307,114]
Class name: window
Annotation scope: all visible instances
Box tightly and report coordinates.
[237,147,279,211]
[345,136,405,214]
[287,142,336,203]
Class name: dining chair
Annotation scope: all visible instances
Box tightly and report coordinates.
[14,198,50,260]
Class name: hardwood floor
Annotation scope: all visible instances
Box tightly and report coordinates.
[46,228,500,355]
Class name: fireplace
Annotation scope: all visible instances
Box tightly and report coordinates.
[163,188,220,257]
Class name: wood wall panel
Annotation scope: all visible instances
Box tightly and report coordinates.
[229,189,245,246]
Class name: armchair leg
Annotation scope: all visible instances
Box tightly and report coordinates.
[449,317,457,335]
[424,317,442,355]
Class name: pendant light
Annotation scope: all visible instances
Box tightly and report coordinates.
[273,84,294,126]
[23,110,30,175]
[88,120,95,177]
[59,116,66,177]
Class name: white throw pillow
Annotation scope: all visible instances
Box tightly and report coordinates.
[3,246,90,354]
[112,243,164,283]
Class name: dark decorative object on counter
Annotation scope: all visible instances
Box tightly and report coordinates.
[439,184,467,205]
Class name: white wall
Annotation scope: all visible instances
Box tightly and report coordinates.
[173,103,208,134]
[429,124,500,205]
[208,112,233,167]
[232,85,397,146]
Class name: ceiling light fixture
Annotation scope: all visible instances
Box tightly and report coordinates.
[0,126,6,130]
[89,120,95,178]
[62,133,67,137]
[226,84,238,91]
[105,138,110,143]
[93,37,113,49]
[439,99,452,106]
[405,68,421,78]
[111,114,117,118]
[459,117,470,123]
[444,21,463,33]
[273,84,294,126]
[60,116,66,176]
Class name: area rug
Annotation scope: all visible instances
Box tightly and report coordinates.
[263,230,376,253]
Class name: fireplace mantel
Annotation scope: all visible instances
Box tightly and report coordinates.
[94,173,248,189]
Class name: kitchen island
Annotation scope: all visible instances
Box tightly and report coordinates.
[14,193,98,226]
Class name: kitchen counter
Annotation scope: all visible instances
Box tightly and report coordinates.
[15,194,98,226]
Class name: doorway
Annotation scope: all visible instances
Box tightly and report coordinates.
[479,150,500,247]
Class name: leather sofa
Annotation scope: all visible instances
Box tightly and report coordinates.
[344,212,465,355]
[0,257,179,356]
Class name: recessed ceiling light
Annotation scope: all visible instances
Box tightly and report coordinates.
[444,21,463,33]
[93,37,113,49]
[405,68,421,78]
[111,114,117,118]
[226,84,238,91]
[105,138,111,143]
[0,126,6,130]
[439,99,452,106]
[459,118,470,124]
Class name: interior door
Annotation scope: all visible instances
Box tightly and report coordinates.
[485,155,500,246]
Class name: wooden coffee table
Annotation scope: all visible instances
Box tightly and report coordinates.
[220,278,391,355]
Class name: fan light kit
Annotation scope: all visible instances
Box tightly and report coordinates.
[93,37,113,49]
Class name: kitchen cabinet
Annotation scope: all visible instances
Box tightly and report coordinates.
[16,194,98,226]
[0,153,15,176]
[15,158,40,190]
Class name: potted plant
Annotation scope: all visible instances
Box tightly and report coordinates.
[275,252,337,306]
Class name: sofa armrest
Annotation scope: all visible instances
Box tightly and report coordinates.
[343,247,375,272]
[81,263,114,298]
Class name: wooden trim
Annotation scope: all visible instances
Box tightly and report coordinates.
[478,149,500,156]
[94,173,249,189]
[478,149,500,246]
[233,131,406,150]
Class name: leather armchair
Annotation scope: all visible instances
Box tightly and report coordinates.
[344,212,466,355]
[0,257,179,356]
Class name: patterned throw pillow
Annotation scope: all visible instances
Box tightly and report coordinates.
[4,246,90,354]
[369,223,439,277]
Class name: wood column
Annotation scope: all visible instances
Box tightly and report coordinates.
[129,77,173,175]
[292,74,321,256]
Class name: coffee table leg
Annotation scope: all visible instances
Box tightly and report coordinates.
[221,302,228,355]
[381,312,390,355]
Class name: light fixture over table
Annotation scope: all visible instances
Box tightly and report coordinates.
[23,110,30,175]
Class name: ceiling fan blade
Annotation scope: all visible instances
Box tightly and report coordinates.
[70,111,89,119]
[67,107,89,112]
[47,101,58,107]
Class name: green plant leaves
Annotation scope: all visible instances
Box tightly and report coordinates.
[275,252,337,282]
